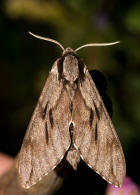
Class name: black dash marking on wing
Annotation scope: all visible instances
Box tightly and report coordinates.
[78,59,85,81]
[49,109,53,128]
[57,58,63,81]
[95,123,98,142]
[94,103,100,120]
[42,102,48,119]
[89,109,94,127]
[45,122,49,144]
[69,102,73,114]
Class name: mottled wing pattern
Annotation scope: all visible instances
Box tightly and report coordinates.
[72,70,126,187]
[18,61,71,188]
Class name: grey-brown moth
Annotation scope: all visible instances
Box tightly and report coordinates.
[18,32,126,189]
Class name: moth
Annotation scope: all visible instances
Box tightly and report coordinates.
[18,32,126,189]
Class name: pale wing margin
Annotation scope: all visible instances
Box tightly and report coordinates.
[73,70,126,187]
[18,61,71,189]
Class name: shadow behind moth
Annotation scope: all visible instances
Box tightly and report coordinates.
[18,32,126,189]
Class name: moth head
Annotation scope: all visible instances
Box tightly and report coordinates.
[62,47,74,55]
[28,31,120,84]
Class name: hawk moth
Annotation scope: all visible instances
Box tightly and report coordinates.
[18,32,126,189]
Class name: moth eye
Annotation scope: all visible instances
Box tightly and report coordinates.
[49,109,54,127]
[89,109,94,127]
[42,103,48,119]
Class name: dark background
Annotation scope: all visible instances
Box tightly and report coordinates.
[0,0,140,194]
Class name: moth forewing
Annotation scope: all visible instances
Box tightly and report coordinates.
[18,59,71,189]
[18,35,126,189]
[73,71,126,187]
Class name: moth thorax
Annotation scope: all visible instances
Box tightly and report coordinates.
[63,55,79,83]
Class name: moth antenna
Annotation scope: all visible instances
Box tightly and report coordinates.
[28,32,65,51]
[75,41,120,52]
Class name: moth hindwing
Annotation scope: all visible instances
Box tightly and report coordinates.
[18,47,126,189]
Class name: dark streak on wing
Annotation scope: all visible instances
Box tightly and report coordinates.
[42,102,48,119]
[57,58,63,81]
[89,109,94,127]
[95,123,98,142]
[78,59,85,81]
[49,109,53,127]
[111,161,115,178]
[94,102,100,120]
[45,122,49,144]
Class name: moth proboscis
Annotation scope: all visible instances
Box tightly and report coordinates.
[18,32,126,189]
